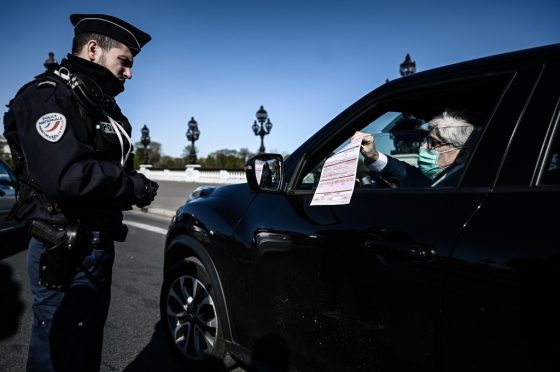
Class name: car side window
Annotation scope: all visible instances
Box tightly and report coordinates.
[296,76,509,191]
[298,113,430,191]
[0,161,15,186]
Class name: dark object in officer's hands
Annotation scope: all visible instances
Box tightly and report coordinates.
[136,173,158,208]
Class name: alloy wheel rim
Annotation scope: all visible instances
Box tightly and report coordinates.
[166,275,218,360]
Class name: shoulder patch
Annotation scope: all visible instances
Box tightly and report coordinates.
[36,113,66,142]
[37,80,57,102]
[38,81,56,87]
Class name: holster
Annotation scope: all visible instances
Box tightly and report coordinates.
[28,220,82,291]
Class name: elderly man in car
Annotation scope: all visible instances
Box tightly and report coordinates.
[352,109,482,188]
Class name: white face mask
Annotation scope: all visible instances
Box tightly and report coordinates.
[418,147,460,179]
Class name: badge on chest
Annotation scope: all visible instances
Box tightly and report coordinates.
[99,121,119,136]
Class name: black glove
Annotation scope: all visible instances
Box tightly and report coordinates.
[135,173,159,208]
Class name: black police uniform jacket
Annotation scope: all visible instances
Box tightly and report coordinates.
[3,55,147,228]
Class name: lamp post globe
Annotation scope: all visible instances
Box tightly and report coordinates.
[252,105,273,154]
[399,53,416,76]
[186,117,200,164]
[44,52,57,70]
[394,55,421,154]
[256,105,268,124]
[140,124,151,164]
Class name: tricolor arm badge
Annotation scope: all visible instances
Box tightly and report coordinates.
[36,113,67,142]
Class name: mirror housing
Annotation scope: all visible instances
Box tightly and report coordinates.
[245,154,283,193]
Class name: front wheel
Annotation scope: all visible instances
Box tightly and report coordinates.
[160,257,228,371]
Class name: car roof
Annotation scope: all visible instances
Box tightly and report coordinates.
[382,43,560,90]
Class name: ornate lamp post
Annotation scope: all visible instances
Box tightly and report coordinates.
[252,105,273,154]
[44,52,57,70]
[392,54,420,156]
[140,124,151,164]
[399,53,416,76]
[186,117,200,164]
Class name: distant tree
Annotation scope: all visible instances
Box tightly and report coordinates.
[159,155,186,168]
[0,154,13,167]
[182,145,199,164]
[238,148,255,163]
[134,141,162,168]
[131,145,282,169]
[0,136,12,167]
[198,149,247,168]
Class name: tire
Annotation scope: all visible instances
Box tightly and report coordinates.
[160,257,227,371]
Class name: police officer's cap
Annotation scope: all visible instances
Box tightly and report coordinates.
[70,14,151,56]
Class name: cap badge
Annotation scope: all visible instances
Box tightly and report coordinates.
[36,113,67,142]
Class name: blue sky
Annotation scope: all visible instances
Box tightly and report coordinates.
[1,0,559,159]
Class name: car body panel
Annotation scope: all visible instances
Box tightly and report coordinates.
[223,54,549,371]
[162,182,259,347]
[443,187,560,371]
[442,56,560,370]
[228,189,487,370]
[164,183,257,274]
[162,43,560,371]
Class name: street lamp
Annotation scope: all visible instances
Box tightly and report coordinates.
[393,55,420,157]
[140,124,151,164]
[252,105,273,154]
[44,52,57,70]
[186,117,200,164]
[399,53,416,76]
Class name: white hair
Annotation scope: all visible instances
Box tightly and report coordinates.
[429,110,476,148]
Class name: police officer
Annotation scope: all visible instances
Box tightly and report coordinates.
[3,14,158,371]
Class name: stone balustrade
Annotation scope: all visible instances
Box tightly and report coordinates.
[138,164,246,184]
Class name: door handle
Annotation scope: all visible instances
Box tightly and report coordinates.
[364,240,437,263]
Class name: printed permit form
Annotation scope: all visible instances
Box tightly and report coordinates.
[310,134,366,206]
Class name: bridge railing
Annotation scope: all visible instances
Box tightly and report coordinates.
[138,165,246,184]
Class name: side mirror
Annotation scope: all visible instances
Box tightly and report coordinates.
[245,154,283,193]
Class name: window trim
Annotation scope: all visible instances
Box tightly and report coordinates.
[535,95,560,186]
[290,73,514,192]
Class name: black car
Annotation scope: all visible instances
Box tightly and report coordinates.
[0,159,22,236]
[160,44,560,372]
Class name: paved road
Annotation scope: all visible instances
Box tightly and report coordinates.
[0,182,244,371]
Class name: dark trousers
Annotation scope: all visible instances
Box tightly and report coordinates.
[26,236,115,372]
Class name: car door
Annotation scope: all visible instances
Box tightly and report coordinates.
[0,160,19,234]
[227,63,543,371]
[442,56,560,371]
